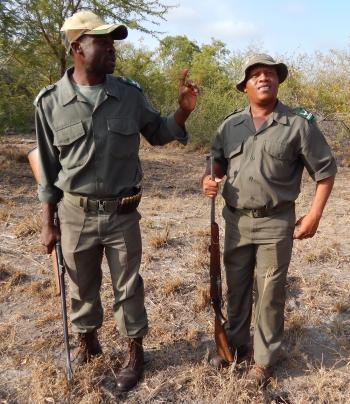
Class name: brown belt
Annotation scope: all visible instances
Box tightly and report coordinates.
[226,201,294,218]
[64,188,142,214]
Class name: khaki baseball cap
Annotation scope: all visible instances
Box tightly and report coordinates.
[236,53,288,92]
[60,10,128,50]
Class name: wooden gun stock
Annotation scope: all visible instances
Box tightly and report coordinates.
[27,147,60,296]
[209,156,234,363]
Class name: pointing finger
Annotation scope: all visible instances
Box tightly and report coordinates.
[179,68,189,87]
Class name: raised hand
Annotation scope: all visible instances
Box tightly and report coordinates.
[178,68,199,113]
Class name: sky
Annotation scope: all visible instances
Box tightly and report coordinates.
[126,0,350,55]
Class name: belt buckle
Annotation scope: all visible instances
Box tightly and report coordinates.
[252,207,266,218]
[97,200,106,212]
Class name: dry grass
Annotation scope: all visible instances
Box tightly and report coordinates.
[8,270,30,286]
[162,277,184,296]
[193,286,210,312]
[304,241,340,263]
[0,139,349,403]
[0,323,15,341]
[21,279,52,298]
[0,262,12,281]
[189,238,209,273]
[333,300,350,314]
[35,312,61,327]
[1,146,28,163]
[148,223,170,248]
[0,208,12,223]
[12,212,41,237]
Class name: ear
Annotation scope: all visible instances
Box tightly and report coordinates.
[71,41,83,54]
[243,88,247,93]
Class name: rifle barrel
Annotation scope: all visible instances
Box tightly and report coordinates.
[208,154,234,363]
[55,240,73,381]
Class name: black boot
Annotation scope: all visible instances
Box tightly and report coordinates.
[209,345,250,369]
[116,337,144,392]
[73,330,102,365]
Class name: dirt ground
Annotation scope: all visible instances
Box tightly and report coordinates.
[0,134,349,403]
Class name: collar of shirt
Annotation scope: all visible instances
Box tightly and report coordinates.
[57,67,121,106]
[232,100,290,128]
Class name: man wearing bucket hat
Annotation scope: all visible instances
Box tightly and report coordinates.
[35,10,198,392]
[202,54,336,385]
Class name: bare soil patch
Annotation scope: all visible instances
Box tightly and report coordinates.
[0,134,349,403]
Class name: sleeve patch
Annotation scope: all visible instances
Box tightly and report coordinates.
[33,84,55,106]
[224,108,244,120]
[293,107,315,122]
[117,76,143,92]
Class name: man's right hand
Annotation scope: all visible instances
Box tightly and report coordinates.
[41,223,61,254]
[202,175,222,198]
[41,202,60,254]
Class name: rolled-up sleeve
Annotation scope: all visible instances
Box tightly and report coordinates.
[211,124,228,175]
[35,104,63,203]
[139,94,188,146]
[300,122,337,182]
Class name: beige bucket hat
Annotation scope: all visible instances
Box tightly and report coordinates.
[236,53,288,92]
[61,10,128,50]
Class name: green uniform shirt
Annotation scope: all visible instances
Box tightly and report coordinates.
[35,68,188,203]
[212,101,337,209]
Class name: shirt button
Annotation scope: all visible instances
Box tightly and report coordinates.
[250,156,255,160]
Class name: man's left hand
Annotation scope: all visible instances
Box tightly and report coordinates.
[293,213,320,239]
[178,69,199,112]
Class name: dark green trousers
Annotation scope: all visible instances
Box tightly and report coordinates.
[223,205,295,366]
[58,196,148,338]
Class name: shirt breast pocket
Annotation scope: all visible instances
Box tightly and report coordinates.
[108,118,140,158]
[264,139,293,161]
[53,121,87,168]
[224,142,243,179]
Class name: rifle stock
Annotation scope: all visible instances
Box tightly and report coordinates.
[209,156,234,363]
[27,147,73,381]
[28,148,60,296]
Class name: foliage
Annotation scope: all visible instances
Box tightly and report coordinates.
[0,0,172,132]
[1,0,171,74]
[1,2,350,144]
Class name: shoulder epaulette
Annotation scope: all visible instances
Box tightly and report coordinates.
[223,108,244,121]
[292,107,315,122]
[117,76,143,92]
[33,84,55,106]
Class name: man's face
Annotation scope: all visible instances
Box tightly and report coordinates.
[244,65,279,105]
[76,34,116,75]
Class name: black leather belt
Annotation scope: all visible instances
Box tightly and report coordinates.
[64,188,142,214]
[226,201,294,218]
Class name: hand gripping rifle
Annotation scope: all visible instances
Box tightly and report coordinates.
[209,156,234,363]
[27,147,73,381]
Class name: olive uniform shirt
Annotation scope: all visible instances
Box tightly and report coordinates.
[35,68,188,203]
[212,100,337,209]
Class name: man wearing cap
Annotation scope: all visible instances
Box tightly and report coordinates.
[35,10,198,392]
[202,54,336,385]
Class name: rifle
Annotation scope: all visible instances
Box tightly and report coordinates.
[209,155,234,363]
[27,147,73,381]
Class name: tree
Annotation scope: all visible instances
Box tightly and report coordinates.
[1,0,172,77]
[188,40,244,145]
[0,0,172,131]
